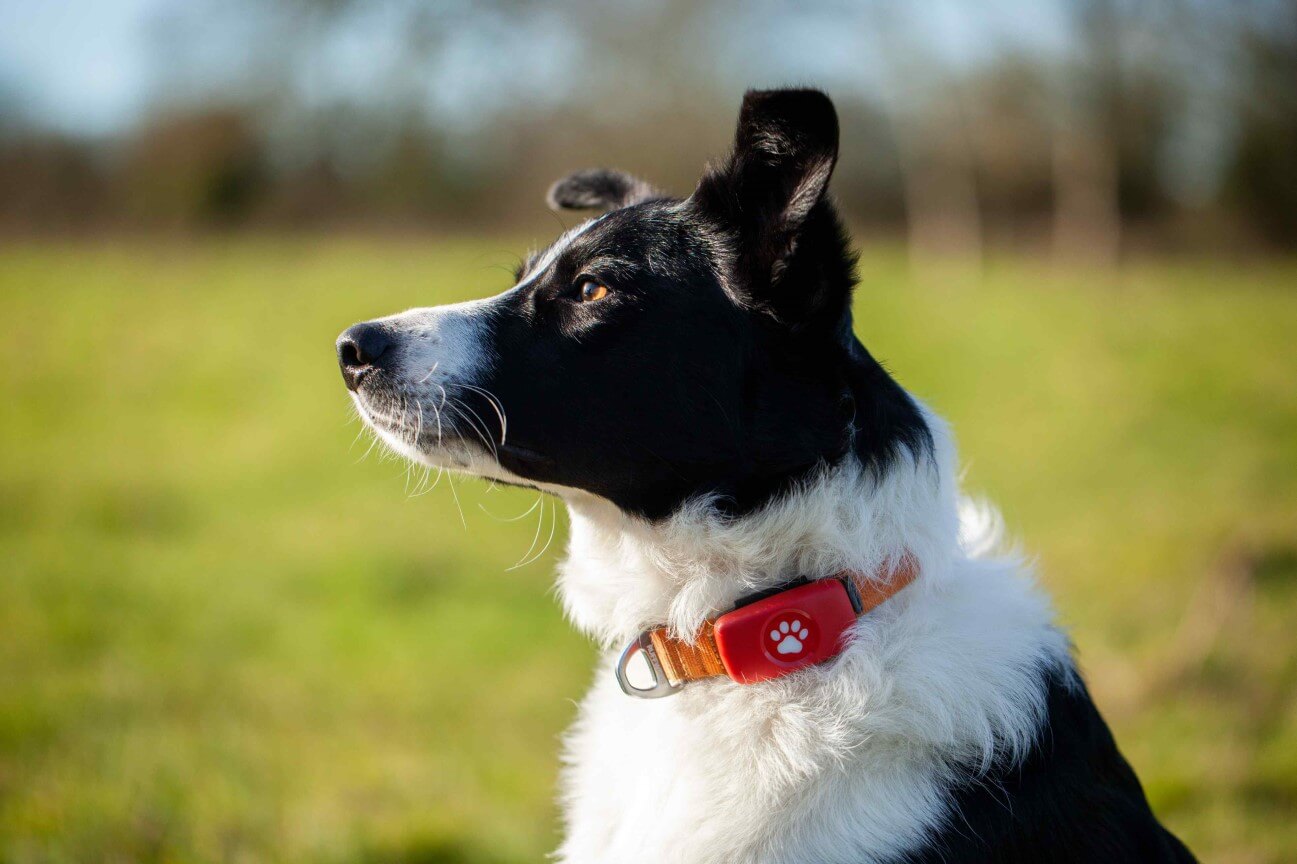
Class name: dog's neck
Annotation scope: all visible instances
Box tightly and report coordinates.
[554,409,1075,864]
[556,412,962,648]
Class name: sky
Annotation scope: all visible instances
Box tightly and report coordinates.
[0,0,172,134]
[0,0,1076,137]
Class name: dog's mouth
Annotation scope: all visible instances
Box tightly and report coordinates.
[351,376,553,482]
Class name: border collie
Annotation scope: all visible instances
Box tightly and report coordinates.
[335,89,1196,863]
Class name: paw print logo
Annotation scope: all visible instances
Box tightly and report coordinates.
[769,617,811,657]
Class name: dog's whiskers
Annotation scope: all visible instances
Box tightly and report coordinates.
[508,492,548,570]
[406,397,428,496]
[459,383,508,446]
[446,397,500,464]
[459,400,499,461]
[445,467,467,530]
[509,494,558,570]
[430,385,446,444]
[478,493,542,523]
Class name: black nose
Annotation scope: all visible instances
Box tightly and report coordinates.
[336,322,392,391]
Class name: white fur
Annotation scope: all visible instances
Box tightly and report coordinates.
[375,298,496,386]
[351,296,512,475]
[554,413,1071,864]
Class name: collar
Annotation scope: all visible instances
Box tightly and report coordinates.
[615,556,918,698]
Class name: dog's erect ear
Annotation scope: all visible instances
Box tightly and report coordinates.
[691,89,850,327]
[547,168,660,211]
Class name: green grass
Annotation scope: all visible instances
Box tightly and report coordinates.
[1,238,1295,863]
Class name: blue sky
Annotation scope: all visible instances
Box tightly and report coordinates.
[0,0,172,134]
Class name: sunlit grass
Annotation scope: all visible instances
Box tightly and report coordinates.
[1,239,1295,862]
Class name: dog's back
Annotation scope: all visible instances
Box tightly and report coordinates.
[906,671,1196,863]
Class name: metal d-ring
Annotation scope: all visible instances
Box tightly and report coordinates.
[615,631,684,698]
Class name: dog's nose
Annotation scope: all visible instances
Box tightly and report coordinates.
[336,322,392,390]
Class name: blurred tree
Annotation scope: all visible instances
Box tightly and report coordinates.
[0,0,1292,254]
[1051,0,1123,266]
[863,2,984,268]
[0,135,108,231]
[966,59,1055,247]
[1227,4,1297,245]
[118,109,267,228]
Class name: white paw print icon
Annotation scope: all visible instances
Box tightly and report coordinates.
[769,617,811,656]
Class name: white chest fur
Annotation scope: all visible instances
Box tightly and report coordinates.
[551,428,1071,863]
[556,552,1068,864]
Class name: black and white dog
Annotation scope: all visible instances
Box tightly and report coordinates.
[336,89,1196,863]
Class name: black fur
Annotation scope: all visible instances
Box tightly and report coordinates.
[901,667,1196,863]
[347,90,928,519]
[547,168,660,211]
[470,90,930,518]
[693,89,848,328]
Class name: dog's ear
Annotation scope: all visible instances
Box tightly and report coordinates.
[547,168,660,211]
[691,89,850,328]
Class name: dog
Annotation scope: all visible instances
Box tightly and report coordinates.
[336,89,1196,863]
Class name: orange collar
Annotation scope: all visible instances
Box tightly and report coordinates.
[616,557,918,698]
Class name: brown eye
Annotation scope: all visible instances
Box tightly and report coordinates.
[578,281,609,303]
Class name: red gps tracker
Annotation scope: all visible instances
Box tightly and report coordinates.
[712,578,860,684]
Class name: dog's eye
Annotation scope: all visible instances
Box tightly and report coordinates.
[578,281,610,303]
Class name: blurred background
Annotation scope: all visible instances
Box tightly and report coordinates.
[1,1,1295,862]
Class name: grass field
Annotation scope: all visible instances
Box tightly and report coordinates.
[1,238,1295,863]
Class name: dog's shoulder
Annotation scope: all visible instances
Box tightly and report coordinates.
[903,668,1197,864]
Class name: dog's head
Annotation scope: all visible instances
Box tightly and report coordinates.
[338,89,929,520]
